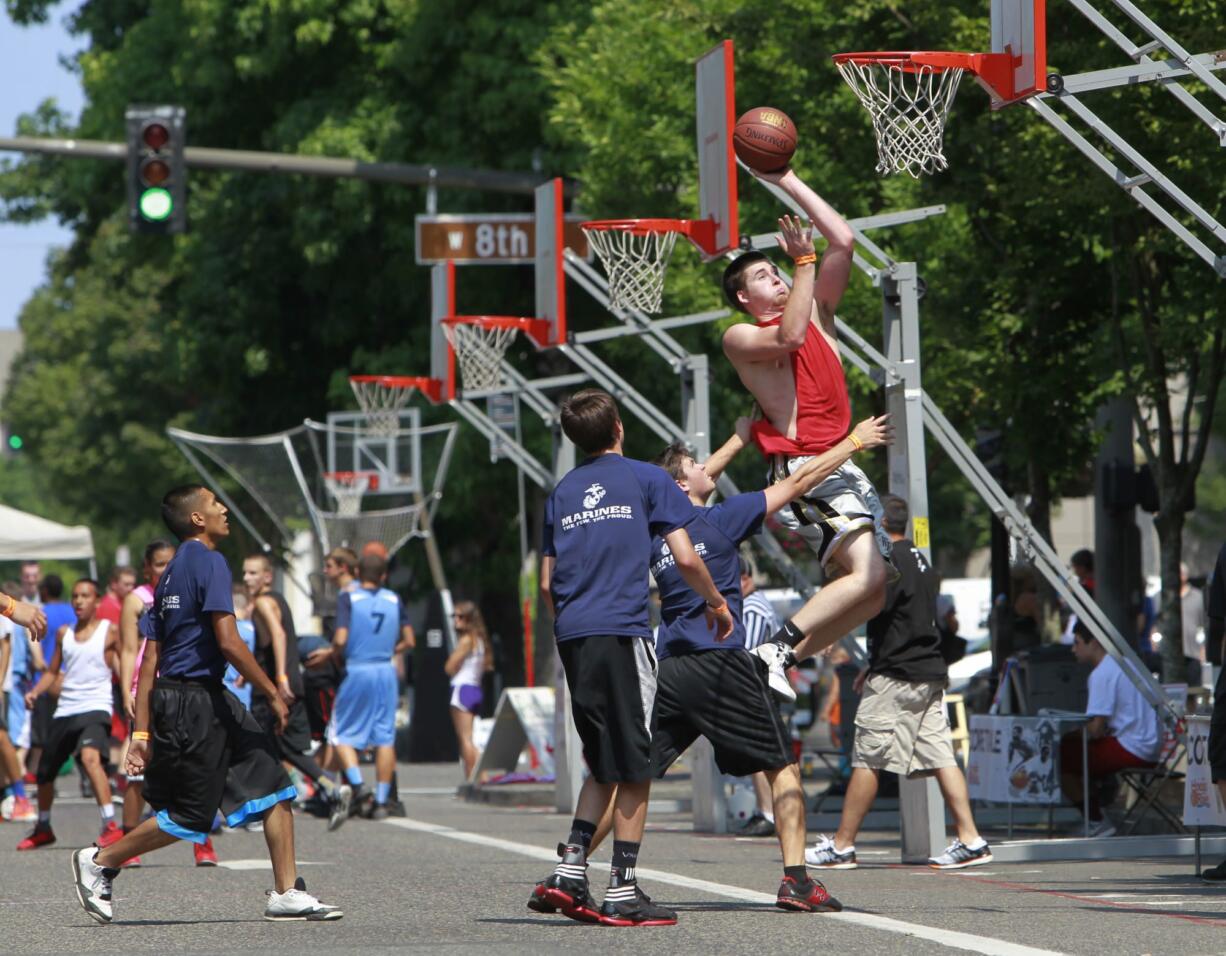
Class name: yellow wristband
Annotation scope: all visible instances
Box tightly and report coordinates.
[793,253,818,267]
[707,601,728,614]
[277,674,290,683]
[0,594,14,618]
[132,731,151,741]
[848,432,864,451]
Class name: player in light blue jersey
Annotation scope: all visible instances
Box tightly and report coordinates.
[325,552,414,823]
[222,585,258,711]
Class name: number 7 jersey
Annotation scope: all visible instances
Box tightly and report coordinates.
[336,586,403,663]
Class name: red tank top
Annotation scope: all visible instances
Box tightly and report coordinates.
[749,318,850,456]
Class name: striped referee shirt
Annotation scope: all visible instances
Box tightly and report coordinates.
[741,590,780,650]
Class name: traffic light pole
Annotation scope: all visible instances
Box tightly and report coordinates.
[0,135,570,197]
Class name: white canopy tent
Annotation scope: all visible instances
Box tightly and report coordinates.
[0,504,97,576]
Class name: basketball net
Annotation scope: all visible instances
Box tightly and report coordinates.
[442,322,518,393]
[349,379,416,435]
[835,59,965,177]
[323,473,370,517]
[583,227,680,314]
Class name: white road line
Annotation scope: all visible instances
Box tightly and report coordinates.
[381,817,1064,956]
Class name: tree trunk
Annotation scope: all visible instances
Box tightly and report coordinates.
[1026,461,1059,642]
[1153,508,1185,682]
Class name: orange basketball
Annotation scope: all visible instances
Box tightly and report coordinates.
[733,107,798,173]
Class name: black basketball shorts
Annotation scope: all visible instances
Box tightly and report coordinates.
[651,649,794,778]
[143,677,295,842]
[36,711,111,784]
[252,694,313,754]
[557,635,657,784]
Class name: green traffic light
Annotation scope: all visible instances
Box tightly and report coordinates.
[139,187,173,222]
[7,434,22,450]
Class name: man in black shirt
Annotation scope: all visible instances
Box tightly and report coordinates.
[806,495,991,871]
[1202,541,1226,882]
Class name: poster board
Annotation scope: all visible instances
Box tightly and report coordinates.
[967,714,1062,805]
[1183,715,1226,827]
[470,686,555,782]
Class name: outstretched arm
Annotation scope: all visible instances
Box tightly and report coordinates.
[756,168,854,334]
[762,415,892,514]
[703,417,755,485]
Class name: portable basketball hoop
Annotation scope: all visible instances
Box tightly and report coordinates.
[834,41,1044,178]
[349,375,442,434]
[581,218,720,314]
[323,471,377,517]
[441,316,551,394]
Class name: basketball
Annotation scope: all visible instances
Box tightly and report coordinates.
[732,107,797,173]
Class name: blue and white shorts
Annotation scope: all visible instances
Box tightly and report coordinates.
[331,662,397,749]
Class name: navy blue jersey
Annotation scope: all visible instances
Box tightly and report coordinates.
[651,492,767,659]
[147,539,233,680]
[336,586,403,663]
[543,454,692,642]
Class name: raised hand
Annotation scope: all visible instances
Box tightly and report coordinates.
[852,414,894,449]
[776,214,816,260]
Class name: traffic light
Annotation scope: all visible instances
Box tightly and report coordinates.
[126,105,186,234]
[1,422,23,458]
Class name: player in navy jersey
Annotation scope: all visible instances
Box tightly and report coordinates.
[325,552,414,824]
[72,485,342,925]
[531,389,732,928]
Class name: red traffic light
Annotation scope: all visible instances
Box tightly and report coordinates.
[140,158,171,186]
[142,122,170,150]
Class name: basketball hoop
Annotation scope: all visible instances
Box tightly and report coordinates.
[582,218,719,315]
[833,52,976,178]
[349,375,442,435]
[323,471,377,517]
[441,316,551,394]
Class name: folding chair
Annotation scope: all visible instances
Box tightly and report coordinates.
[1117,694,1188,836]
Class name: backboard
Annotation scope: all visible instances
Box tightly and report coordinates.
[695,40,739,256]
[322,409,423,497]
[986,0,1047,106]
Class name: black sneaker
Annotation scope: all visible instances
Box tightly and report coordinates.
[738,813,776,838]
[1202,859,1226,883]
[538,844,601,923]
[598,873,677,927]
[527,881,558,914]
[776,874,843,913]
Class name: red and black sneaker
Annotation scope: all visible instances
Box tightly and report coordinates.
[526,881,558,915]
[537,844,601,923]
[776,875,843,913]
[17,825,56,851]
[96,822,124,849]
[598,872,678,927]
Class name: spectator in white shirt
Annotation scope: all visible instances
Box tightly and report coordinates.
[1060,621,1162,837]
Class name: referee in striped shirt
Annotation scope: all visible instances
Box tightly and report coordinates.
[737,554,785,836]
[740,555,780,652]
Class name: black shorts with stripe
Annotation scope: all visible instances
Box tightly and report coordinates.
[557,635,657,784]
[143,677,294,839]
[251,694,313,754]
[651,649,794,778]
[36,711,111,784]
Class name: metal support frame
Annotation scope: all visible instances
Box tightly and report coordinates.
[1026,0,1226,274]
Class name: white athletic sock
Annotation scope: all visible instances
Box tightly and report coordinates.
[966,837,987,850]
[762,811,775,824]
[100,803,115,822]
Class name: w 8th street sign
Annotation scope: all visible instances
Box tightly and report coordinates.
[415,213,590,265]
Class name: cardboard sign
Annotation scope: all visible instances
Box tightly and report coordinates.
[967,714,1063,805]
[1183,715,1226,826]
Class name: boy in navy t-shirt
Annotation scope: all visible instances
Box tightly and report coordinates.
[72,485,342,925]
[532,389,732,928]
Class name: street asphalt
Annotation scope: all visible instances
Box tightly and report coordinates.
[2,762,1224,955]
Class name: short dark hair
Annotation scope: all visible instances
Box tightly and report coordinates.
[652,441,690,481]
[1072,620,1096,644]
[560,389,621,455]
[42,574,64,600]
[327,546,358,575]
[73,578,100,596]
[162,485,208,540]
[722,251,771,312]
[880,494,909,534]
[358,552,387,585]
[1071,548,1094,572]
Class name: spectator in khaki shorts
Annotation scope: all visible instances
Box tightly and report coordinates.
[805,494,991,871]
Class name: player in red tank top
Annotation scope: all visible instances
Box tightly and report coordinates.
[720,166,891,683]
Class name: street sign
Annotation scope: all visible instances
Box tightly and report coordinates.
[416,213,590,265]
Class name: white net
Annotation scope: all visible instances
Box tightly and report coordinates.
[442,321,519,393]
[323,473,370,517]
[835,59,965,178]
[583,226,680,314]
[348,378,418,435]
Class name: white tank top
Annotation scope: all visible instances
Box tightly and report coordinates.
[56,620,113,718]
[451,635,485,688]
